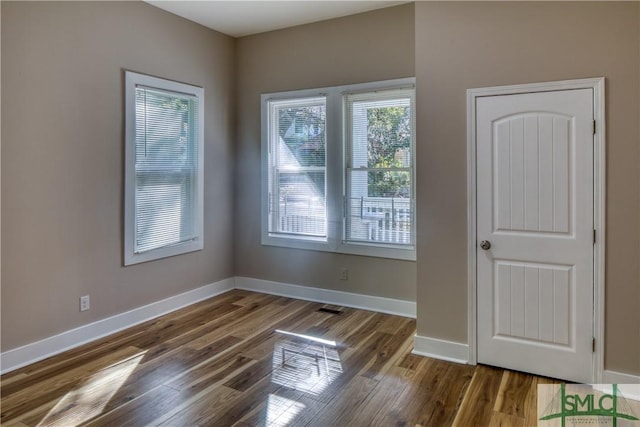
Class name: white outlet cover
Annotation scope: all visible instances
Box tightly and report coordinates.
[80,296,90,312]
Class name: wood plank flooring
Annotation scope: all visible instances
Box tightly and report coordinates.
[1,290,561,426]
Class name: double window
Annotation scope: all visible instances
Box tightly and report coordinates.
[124,71,204,265]
[262,78,416,260]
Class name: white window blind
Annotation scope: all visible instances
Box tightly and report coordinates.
[345,89,414,247]
[267,97,327,238]
[125,72,204,265]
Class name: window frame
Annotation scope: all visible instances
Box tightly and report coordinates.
[261,78,416,261]
[124,71,204,266]
[343,89,415,248]
[267,96,328,239]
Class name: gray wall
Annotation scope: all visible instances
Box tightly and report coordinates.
[234,4,417,302]
[1,1,236,350]
[414,1,640,375]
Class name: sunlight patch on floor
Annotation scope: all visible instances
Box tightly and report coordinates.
[37,352,145,427]
[265,393,306,427]
[274,329,337,346]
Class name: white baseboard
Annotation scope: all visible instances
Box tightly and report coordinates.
[235,276,416,318]
[0,278,235,375]
[602,369,640,384]
[597,372,640,401]
[412,334,469,364]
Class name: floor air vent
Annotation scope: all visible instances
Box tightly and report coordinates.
[317,307,342,315]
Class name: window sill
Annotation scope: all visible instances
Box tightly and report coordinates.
[261,234,415,261]
[124,239,203,266]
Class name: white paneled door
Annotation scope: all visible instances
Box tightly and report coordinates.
[476,89,594,383]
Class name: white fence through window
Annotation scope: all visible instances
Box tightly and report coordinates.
[277,196,411,245]
[346,197,412,245]
[278,194,326,236]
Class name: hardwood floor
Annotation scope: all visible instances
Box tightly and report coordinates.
[1,290,560,426]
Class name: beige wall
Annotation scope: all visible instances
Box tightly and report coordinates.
[3,1,639,377]
[415,2,640,375]
[234,4,417,301]
[1,1,236,350]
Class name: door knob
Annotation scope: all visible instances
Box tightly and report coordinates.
[480,240,491,250]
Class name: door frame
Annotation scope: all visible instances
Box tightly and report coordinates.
[466,77,606,382]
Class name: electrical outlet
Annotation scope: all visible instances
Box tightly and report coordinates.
[340,268,348,281]
[80,295,90,312]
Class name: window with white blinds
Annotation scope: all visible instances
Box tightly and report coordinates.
[261,78,416,261]
[345,89,414,247]
[124,71,204,265]
[267,97,327,238]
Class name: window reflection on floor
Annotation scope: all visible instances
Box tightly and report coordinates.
[271,330,343,397]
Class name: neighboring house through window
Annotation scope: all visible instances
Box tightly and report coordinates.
[268,97,327,238]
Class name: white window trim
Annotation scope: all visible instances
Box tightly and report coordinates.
[261,78,416,261]
[124,71,204,266]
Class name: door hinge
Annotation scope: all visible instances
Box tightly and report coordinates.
[593,229,596,244]
[592,337,596,352]
[593,120,596,135]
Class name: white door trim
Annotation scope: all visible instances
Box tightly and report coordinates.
[466,77,605,382]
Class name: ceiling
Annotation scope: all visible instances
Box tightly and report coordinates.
[145,1,408,38]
